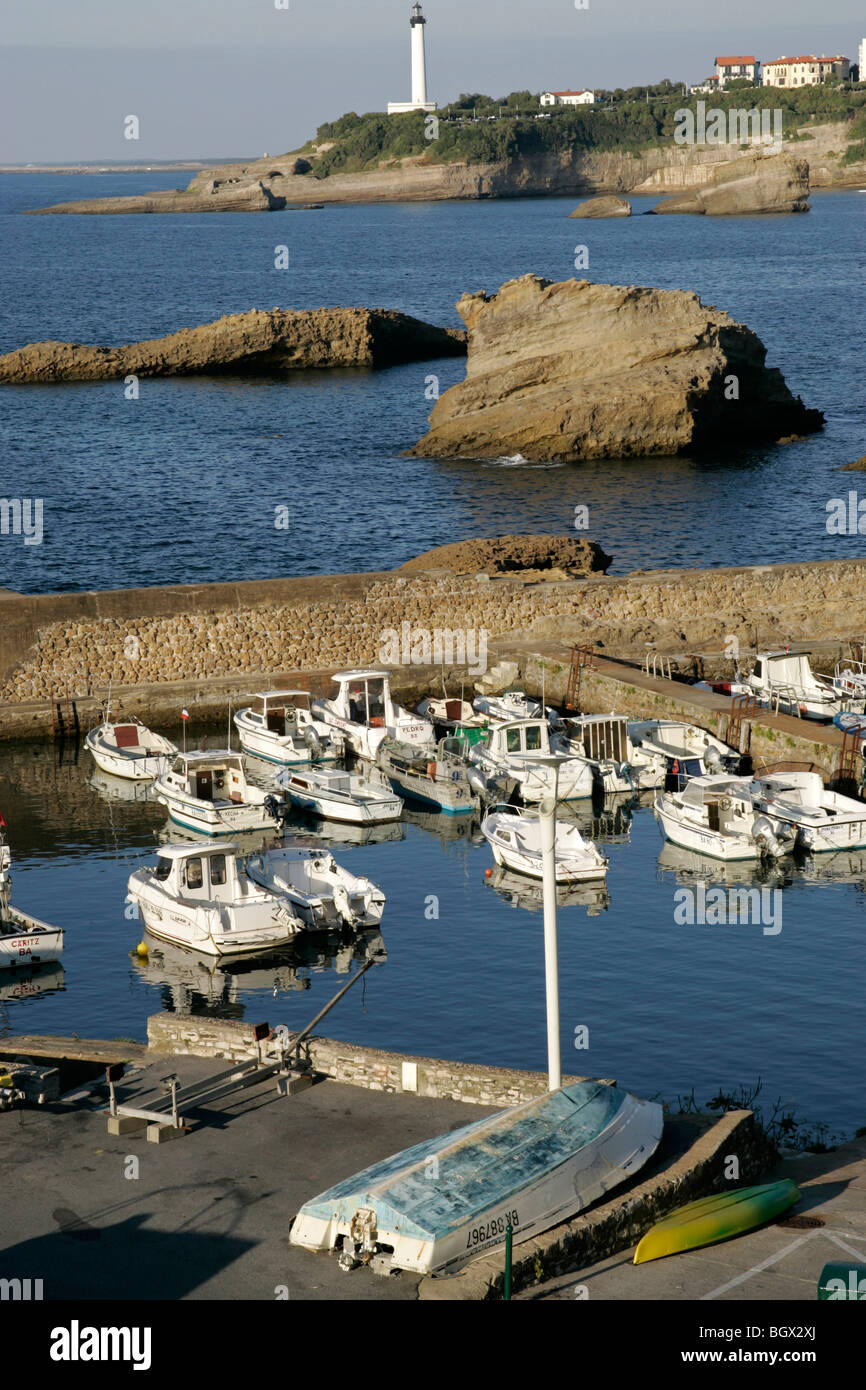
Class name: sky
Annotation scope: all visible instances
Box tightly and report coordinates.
[1,0,864,162]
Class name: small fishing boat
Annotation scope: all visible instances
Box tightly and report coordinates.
[628,720,740,782]
[290,1080,663,1276]
[553,712,668,792]
[416,694,483,733]
[754,769,866,854]
[634,1180,800,1264]
[481,805,608,883]
[474,689,544,723]
[829,659,866,712]
[833,711,866,738]
[244,846,385,931]
[86,714,177,781]
[154,750,289,836]
[1,830,64,970]
[233,690,344,766]
[277,765,403,826]
[312,670,435,759]
[468,719,595,803]
[741,650,844,722]
[376,736,492,815]
[654,774,795,862]
[128,842,304,956]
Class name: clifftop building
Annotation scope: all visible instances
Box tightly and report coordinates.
[714,55,759,87]
[540,90,595,106]
[763,54,849,86]
[388,3,437,115]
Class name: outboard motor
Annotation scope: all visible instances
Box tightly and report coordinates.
[466,767,488,801]
[795,824,816,857]
[751,814,785,860]
[704,745,723,772]
[303,726,323,761]
[264,793,289,827]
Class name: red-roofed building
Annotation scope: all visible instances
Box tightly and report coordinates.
[763,54,849,86]
[540,90,596,107]
[714,55,759,87]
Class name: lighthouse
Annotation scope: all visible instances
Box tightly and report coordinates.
[388,3,437,115]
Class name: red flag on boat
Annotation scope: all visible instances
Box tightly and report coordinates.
[181,708,190,721]
[0,811,6,828]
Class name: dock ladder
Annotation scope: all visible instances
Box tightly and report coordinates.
[565,644,596,711]
[836,728,865,795]
[726,693,758,753]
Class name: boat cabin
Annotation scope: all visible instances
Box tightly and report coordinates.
[241,691,313,734]
[164,751,248,803]
[562,713,629,763]
[678,775,752,829]
[751,652,826,698]
[153,843,245,902]
[486,719,553,760]
[329,670,397,728]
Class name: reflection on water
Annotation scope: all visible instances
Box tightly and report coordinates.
[131,929,387,1018]
[1,738,865,1131]
[0,962,66,1010]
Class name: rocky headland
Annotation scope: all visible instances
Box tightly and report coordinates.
[0,308,466,383]
[409,274,824,463]
[23,121,866,214]
[650,152,810,215]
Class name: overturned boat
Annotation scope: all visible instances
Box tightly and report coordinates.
[290,1081,662,1276]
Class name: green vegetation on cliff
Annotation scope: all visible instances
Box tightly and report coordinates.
[305,82,866,175]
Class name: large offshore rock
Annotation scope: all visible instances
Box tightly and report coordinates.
[0,308,466,383]
[408,274,823,462]
[569,196,631,218]
[400,534,612,576]
[651,152,810,215]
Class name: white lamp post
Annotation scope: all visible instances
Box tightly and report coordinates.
[522,752,571,1092]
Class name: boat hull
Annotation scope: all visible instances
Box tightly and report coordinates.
[1,910,64,970]
[290,1082,663,1276]
[634,1180,800,1264]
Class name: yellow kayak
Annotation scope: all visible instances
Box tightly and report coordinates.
[634,1180,800,1264]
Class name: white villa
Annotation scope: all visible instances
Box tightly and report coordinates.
[714,55,760,87]
[540,90,595,107]
[762,54,849,86]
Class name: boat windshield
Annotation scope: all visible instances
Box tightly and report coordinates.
[155,857,172,881]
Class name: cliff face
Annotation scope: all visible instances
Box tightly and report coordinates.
[25,122,866,214]
[0,308,466,384]
[409,274,823,463]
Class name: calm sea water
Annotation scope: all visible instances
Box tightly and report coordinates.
[1,172,865,592]
[1,733,864,1134]
[1,175,865,1133]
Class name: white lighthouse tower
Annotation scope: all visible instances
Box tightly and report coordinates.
[388,3,437,114]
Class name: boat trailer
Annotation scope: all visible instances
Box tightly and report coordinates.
[105,958,375,1142]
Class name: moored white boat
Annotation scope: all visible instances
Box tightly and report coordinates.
[552,712,667,792]
[741,651,845,722]
[154,750,288,836]
[127,842,304,957]
[376,735,489,815]
[1,834,64,970]
[481,805,608,883]
[628,720,739,781]
[290,1081,663,1275]
[312,670,435,760]
[244,846,385,931]
[277,765,403,825]
[754,769,866,854]
[468,719,595,803]
[233,691,344,766]
[654,774,795,862]
[86,715,177,781]
[474,689,544,723]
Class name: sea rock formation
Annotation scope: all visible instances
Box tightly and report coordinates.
[842,455,866,470]
[26,181,294,215]
[408,274,823,463]
[651,152,810,215]
[569,196,631,218]
[0,308,466,383]
[400,534,612,577]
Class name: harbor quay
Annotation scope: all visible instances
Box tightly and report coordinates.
[0,1018,777,1302]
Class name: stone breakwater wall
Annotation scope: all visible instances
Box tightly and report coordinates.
[1,557,865,706]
